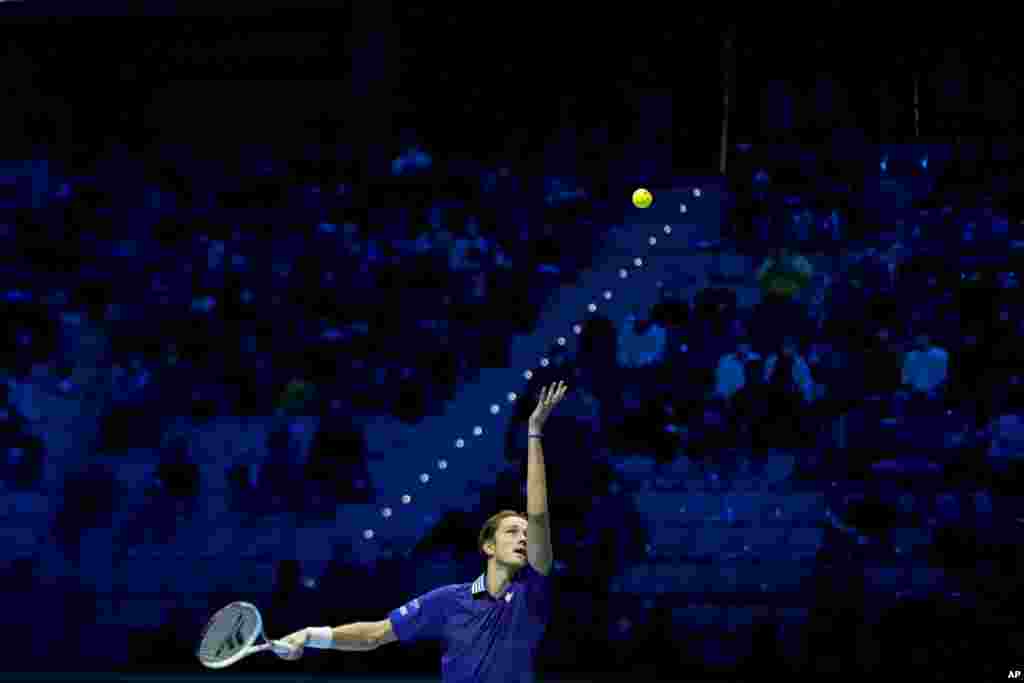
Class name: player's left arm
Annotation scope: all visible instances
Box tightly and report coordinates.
[526,381,568,576]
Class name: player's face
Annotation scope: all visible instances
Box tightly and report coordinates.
[496,517,529,566]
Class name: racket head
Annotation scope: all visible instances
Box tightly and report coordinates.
[196,601,265,669]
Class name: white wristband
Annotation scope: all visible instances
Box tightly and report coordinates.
[306,626,334,649]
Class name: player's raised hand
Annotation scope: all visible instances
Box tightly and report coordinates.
[273,628,310,661]
[529,381,568,431]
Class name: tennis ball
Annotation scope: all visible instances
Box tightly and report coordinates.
[632,188,653,209]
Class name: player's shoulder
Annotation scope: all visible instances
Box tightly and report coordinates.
[393,583,462,618]
[423,582,468,602]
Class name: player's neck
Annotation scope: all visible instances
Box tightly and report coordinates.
[486,561,516,597]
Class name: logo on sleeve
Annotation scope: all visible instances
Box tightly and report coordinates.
[399,599,421,617]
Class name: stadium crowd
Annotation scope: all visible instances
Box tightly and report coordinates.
[1,136,1022,675]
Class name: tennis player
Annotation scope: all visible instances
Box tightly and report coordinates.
[275,381,568,683]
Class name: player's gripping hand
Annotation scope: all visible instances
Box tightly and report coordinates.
[273,628,310,661]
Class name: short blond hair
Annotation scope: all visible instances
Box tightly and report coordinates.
[478,510,527,557]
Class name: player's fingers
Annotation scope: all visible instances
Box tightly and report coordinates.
[276,632,305,657]
[271,641,293,658]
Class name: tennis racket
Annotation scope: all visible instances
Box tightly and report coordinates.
[196,601,290,669]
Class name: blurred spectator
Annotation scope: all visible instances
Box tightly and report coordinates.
[756,247,813,298]
[901,333,949,415]
[764,337,815,403]
[711,335,763,446]
[753,337,815,450]
[713,338,761,401]
[752,249,813,350]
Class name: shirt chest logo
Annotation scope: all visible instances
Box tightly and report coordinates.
[505,592,514,603]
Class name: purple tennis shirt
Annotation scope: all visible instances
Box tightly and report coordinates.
[388,562,552,683]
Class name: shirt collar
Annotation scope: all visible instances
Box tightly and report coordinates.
[471,573,488,597]
[470,570,521,599]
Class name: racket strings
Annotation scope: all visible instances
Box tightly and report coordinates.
[198,605,257,662]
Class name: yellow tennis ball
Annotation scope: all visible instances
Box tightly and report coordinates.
[632,187,653,209]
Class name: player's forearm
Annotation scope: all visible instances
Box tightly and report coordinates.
[328,622,380,651]
[526,423,548,518]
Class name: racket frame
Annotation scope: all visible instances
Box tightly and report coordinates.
[196,601,284,669]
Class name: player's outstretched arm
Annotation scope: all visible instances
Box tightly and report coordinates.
[275,620,396,660]
[526,381,567,576]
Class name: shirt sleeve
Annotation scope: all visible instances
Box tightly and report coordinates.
[388,585,451,644]
[521,563,553,623]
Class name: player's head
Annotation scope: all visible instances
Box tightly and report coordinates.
[479,510,528,570]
